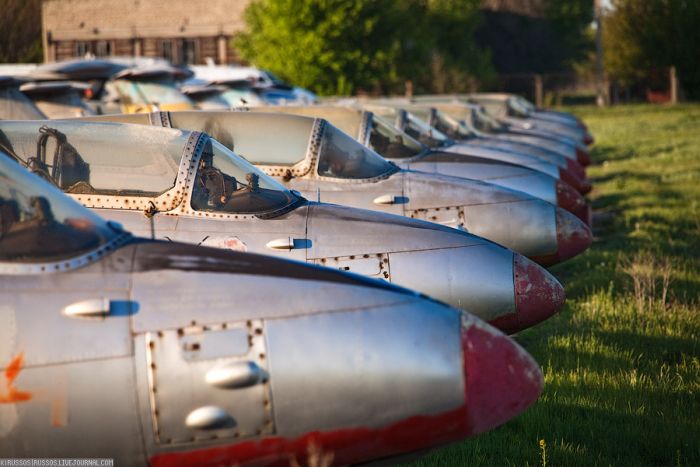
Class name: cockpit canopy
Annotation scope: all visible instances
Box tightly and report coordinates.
[166,111,396,180]
[316,123,396,179]
[240,105,426,162]
[367,114,425,160]
[0,121,298,216]
[0,152,121,264]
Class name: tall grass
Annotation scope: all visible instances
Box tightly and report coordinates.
[405,104,700,466]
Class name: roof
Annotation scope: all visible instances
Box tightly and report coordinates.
[43,0,252,41]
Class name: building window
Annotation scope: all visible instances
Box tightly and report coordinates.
[75,41,90,57]
[181,39,197,64]
[160,40,174,62]
[95,40,112,57]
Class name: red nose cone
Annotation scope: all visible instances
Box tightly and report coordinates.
[556,180,590,225]
[489,255,566,334]
[559,168,592,195]
[462,320,543,435]
[532,208,592,266]
[566,157,587,179]
[576,146,592,166]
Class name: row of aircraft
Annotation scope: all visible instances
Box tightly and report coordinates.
[0,58,594,465]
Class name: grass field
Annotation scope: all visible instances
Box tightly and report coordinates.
[407,104,700,466]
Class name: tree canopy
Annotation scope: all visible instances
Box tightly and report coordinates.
[0,0,43,63]
[604,0,700,98]
[235,0,495,95]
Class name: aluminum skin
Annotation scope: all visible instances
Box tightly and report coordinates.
[358,104,591,194]
[238,105,589,221]
[462,94,589,144]
[0,156,543,465]
[361,101,591,191]
[82,110,587,261]
[0,120,565,331]
[410,98,591,166]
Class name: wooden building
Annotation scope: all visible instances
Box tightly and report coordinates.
[42,0,253,64]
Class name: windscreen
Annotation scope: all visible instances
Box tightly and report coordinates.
[403,112,451,148]
[368,114,424,159]
[432,111,473,140]
[472,107,506,132]
[191,138,298,215]
[0,121,183,197]
[507,97,531,118]
[317,123,396,179]
[0,154,120,263]
[113,79,193,106]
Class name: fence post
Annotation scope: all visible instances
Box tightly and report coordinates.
[534,74,543,108]
[670,66,679,104]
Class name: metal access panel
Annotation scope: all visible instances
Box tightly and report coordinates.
[313,253,390,280]
[143,319,273,446]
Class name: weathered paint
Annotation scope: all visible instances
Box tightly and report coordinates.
[490,255,566,334]
[532,209,593,266]
[148,322,542,467]
[0,353,31,403]
[556,180,589,225]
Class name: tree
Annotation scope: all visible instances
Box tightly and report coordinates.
[234,0,495,95]
[0,0,43,63]
[235,0,407,95]
[604,0,700,98]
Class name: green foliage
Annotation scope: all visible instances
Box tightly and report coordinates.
[604,0,700,98]
[543,0,595,69]
[404,104,700,466]
[234,0,495,95]
[0,0,43,63]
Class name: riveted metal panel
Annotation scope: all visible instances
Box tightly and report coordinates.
[305,203,487,260]
[389,245,516,320]
[266,303,464,436]
[142,320,272,445]
[69,131,206,213]
[313,253,390,280]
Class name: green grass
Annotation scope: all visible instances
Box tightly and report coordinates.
[406,104,700,466]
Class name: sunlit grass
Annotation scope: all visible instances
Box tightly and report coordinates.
[405,104,700,466]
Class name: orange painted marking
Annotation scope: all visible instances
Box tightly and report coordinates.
[0,353,32,403]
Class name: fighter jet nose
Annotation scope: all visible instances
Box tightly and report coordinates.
[576,146,592,166]
[556,180,590,225]
[461,318,543,435]
[488,254,565,334]
[533,208,592,266]
[566,157,587,180]
[559,167,593,195]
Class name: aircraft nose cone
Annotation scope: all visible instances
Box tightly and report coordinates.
[461,319,543,435]
[576,146,592,165]
[566,157,587,180]
[533,208,592,266]
[556,180,590,225]
[488,255,565,334]
[559,167,592,195]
